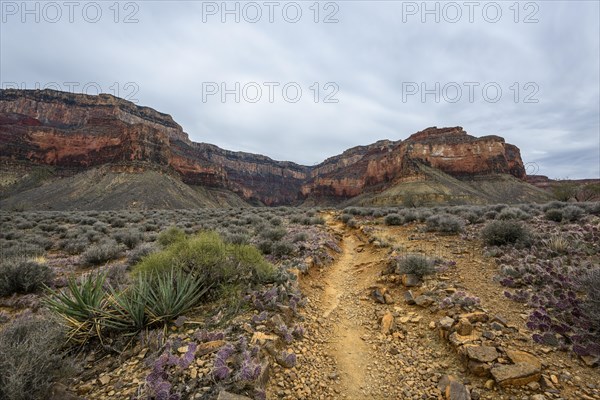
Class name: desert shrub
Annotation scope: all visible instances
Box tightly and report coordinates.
[61,238,89,255]
[483,210,497,220]
[580,269,600,334]
[135,232,275,287]
[543,235,571,255]
[113,229,143,249]
[127,243,158,265]
[270,217,282,226]
[403,210,418,223]
[80,217,98,226]
[271,241,294,257]
[306,216,325,225]
[340,214,353,223]
[157,227,186,247]
[81,239,122,266]
[394,254,435,278]
[583,202,600,215]
[463,211,482,224]
[372,209,386,218]
[481,220,531,246]
[417,210,432,222]
[425,214,464,234]
[561,205,584,222]
[261,228,287,241]
[15,220,35,230]
[3,230,22,240]
[0,314,71,400]
[384,214,404,226]
[92,221,110,234]
[257,240,273,255]
[143,222,159,232]
[289,214,302,224]
[545,208,563,222]
[344,207,362,216]
[498,207,530,220]
[542,201,567,211]
[224,233,250,245]
[0,259,54,296]
[109,218,126,228]
[292,232,308,243]
[26,234,53,250]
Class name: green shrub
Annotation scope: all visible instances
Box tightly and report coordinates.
[0,259,54,296]
[135,231,275,288]
[384,214,404,226]
[481,220,531,246]
[0,314,71,400]
[545,208,563,222]
[270,217,282,226]
[304,216,325,225]
[340,214,352,223]
[395,254,435,278]
[113,229,143,249]
[497,207,530,220]
[61,238,89,255]
[261,228,287,241]
[562,205,584,222]
[224,233,250,245]
[257,240,273,254]
[157,226,186,247]
[271,241,294,257]
[425,214,464,234]
[292,232,308,243]
[127,243,157,266]
[82,240,122,266]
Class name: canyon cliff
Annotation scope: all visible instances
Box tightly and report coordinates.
[0,89,535,208]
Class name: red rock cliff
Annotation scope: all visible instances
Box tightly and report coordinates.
[0,90,527,205]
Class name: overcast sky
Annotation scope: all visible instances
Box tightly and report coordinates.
[1,1,599,179]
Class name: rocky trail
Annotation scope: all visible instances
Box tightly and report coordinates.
[268,217,461,399]
[267,216,600,400]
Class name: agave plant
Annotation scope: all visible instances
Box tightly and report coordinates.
[145,269,211,326]
[101,275,150,334]
[44,272,108,344]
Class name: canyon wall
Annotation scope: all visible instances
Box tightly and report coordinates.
[0,89,527,205]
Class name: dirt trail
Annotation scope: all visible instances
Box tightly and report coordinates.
[319,222,375,398]
[268,215,459,400]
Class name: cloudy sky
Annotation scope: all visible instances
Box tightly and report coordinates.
[1,1,599,178]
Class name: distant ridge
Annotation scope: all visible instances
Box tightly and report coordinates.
[0,89,551,209]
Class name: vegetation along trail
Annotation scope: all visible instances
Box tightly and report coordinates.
[268,213,460,399]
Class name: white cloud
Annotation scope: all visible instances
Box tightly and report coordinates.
[1,0,598,178]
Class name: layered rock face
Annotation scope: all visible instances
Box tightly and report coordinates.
[302,127,525,199]
[0,89,527,205]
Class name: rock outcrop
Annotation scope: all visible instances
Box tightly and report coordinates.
[0,89,529,206]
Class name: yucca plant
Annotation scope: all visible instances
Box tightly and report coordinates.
[101,276,150,334]
[145,269,211,326]
[44,272,107,344]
